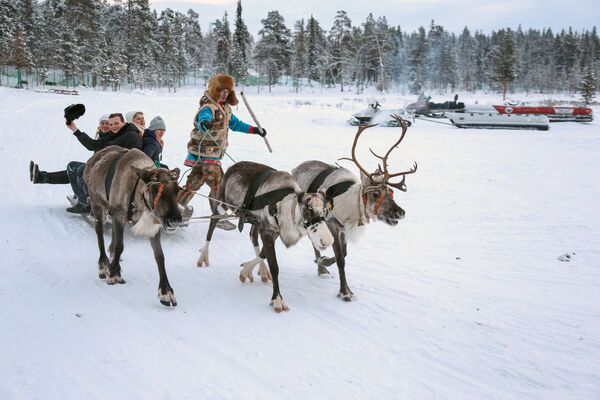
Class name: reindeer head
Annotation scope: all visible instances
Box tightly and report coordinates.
[298,189,334,251]
[340,115,417,226]
[132,166,183,231]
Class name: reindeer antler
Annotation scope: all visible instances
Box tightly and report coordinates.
[338,123,379,181]
[340,116,417,190]
[385,115,418,191]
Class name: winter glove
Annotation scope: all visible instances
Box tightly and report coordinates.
[253,127,267,137]
[200,120,212,131]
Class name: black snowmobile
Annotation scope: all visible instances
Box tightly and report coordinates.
[348,102,412,127]
[407,94,465,118]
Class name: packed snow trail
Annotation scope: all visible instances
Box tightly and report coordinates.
[0,87,599,399]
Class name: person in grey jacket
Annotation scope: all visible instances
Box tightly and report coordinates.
[142,116,166,166]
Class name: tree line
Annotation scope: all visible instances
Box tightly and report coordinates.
[1,0,598,97]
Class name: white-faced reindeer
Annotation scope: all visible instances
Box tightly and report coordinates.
[197,161,334,312]
[84,146,182,307]
[291,115,417,301]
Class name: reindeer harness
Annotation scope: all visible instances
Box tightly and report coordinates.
[102,152,170,223]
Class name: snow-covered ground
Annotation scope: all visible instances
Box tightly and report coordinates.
[1,86,599,400]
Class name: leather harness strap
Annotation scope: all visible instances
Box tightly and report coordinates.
[238,169,296,232]
[127,178,142,222]
[105,152,127,201]
[307,167,337,193]
[306,166,355,206]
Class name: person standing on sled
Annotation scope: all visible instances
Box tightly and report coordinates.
[178,73,266,229]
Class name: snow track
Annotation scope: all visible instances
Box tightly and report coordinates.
[0,87,599,399]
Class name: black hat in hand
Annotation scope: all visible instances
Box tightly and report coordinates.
[64,103,86,124]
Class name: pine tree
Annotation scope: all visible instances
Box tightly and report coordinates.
[408,26,427,94]
[254,10,291,92]
[184,9,204,84]
[0,0,17,85]
[456,27,476,91]
[124,0,159,88]
[491,28,516,99]
[213,12,231,74]
[231,0,251,83]
[291,19,306,91]
[328,11,353,91]
[157,8,182,91]
[305,15,325,83]
[579,65,596,105]
[11,24,33,85]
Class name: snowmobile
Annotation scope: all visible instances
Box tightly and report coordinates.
[348,102,412,127]
[407,94,465,118]
[492,104,593,122]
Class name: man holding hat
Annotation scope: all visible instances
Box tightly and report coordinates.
[30,113,113,213]
[60,113,142,213]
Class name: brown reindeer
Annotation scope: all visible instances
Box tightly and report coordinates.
[84,146,182,306]
[291,116,417,300]
[198,161,334,312]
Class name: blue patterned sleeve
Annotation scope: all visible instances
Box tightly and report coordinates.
[197,107,214,132]
[229,113,252,133]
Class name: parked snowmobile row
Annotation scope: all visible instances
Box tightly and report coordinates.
[348,94,593,131]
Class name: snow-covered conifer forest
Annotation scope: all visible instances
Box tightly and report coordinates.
[1,0,599,96]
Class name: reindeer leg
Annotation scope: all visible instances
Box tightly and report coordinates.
[107,214,126,285]
[260,230,288,312]
[240,225,269,283]
[331,224,353,301]
[198,210,218,268]
[313,246,334,277]
[92,202,109,279]
[150,231,176,307]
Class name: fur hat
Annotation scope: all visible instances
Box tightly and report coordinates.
[207,73,239,106]
[148,116,166,131]
[64,103,86,123]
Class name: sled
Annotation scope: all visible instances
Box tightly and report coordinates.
[445,112,550,130]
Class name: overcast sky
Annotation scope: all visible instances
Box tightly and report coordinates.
[150,0,599,36]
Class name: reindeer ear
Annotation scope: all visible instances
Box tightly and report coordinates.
[131,166,155,183]
[169,168,180,180]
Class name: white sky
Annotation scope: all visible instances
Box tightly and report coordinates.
[150,0,599,35]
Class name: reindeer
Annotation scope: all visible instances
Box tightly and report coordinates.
[197,161,334,312]
[84,146,183,306]
[291,116,417,301]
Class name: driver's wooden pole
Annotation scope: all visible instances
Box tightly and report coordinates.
[240,91,273,153]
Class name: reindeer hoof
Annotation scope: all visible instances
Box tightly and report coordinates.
[270,296,289,313]
[98,265,109,279]
[197,248,210,267]
[337,290,355,302]
[106,275,126,285]
[315,256,336,267]
[318,266,333,278]
[158,288,177,307]
[239,271,254,283]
